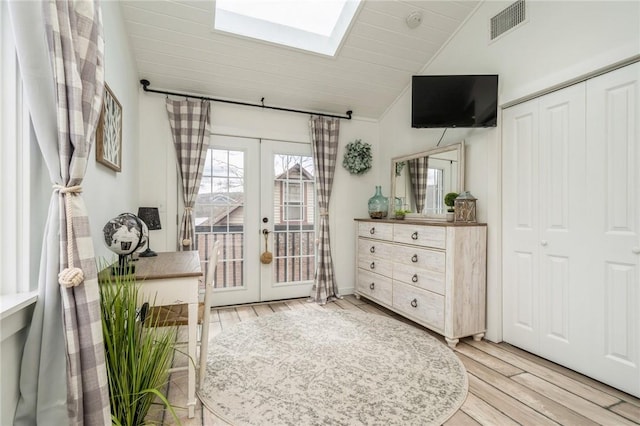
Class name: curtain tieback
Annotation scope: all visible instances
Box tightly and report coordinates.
[184,206,193,213]
[53,184,85,288]
[53,184,82,194]
[319,209,329,217]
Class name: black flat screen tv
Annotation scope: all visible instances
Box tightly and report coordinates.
[411,75,498,128]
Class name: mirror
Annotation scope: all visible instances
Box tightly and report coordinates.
[391,141,465,218]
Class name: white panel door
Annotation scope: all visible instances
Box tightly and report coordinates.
[537,84,587,367]
[585,63,639,396]
[503,83,587,361]
[502,98,541,352]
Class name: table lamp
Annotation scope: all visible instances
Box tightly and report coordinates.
[137,207,161,257]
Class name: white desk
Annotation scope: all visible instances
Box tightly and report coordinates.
[133,251,201,418]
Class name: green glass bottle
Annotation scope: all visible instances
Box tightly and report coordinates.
[368,186,389,219]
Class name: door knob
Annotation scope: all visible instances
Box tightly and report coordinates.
[632,247,640,254]
[541,240,548,246]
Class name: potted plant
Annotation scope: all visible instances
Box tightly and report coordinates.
[99,267,180,425]
[444,192,459,222]
[394,209,410,220]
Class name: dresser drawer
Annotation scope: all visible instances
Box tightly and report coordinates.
[358,222,393,241]
[357,269,392,305]
[393,282,444,331]
[392,245,445,274]
[393,267,445,295]
[358,238,393,260]
[357,254,393,278]
[393,224,445,249]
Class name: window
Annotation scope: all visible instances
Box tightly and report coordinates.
[214,0,361,56]
[283,181,303,221]
[0,2,40,300]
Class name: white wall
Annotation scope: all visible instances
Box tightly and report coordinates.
[138,96,380,295]
[379,0,640,342]
[84,1,140,261]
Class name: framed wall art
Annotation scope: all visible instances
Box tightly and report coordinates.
[96,83,122,172]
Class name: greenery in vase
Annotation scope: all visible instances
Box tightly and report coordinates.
[99,266,180,426]
[342,139,372,175]
[444,192,459,213]
[394,209,411,219]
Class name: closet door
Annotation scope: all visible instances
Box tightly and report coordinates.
[502,97,541,352]
[537,85,587,367]
[585,63,639,396]
[502,83,587,365]
[503,63,640,397]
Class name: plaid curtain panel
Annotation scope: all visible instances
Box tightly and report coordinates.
[44,0,111,424]
[309,116,341,304]
[408,157,428,215]
[166,99,211,250]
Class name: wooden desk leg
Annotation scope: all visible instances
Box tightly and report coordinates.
[187,302,197,418]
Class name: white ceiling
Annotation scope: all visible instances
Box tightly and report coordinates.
[120,1,480,120]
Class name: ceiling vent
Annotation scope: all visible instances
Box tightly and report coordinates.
[490,0,526,41]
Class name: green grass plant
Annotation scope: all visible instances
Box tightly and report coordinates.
[99,266,180,425]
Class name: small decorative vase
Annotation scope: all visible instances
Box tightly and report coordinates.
[368,186,389,219]
[446,211,455,222]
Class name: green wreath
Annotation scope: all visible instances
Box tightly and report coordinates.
[342,139,372,175]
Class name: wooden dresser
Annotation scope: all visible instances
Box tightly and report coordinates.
[355,219,487,347]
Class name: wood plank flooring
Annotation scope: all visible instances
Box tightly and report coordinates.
[150,295,640,425]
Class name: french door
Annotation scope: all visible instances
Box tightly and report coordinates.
[195,135,316,306]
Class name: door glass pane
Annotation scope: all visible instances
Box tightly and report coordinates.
[273,153,315,284]
[424,168,444,214]
[195,149,245,289]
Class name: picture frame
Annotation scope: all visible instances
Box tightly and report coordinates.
[96,83,122,172]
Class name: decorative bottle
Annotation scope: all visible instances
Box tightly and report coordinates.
[368,186,389,219]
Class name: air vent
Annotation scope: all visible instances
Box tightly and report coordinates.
[490,0,526,40]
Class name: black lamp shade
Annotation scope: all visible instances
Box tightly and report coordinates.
[137,207,161,230]
[137,207,161,257]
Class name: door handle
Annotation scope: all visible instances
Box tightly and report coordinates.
[541,240,548,247]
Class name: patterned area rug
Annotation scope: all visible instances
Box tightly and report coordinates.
[199,309,468,425]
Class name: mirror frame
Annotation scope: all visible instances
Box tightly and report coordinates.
[390,141,465,219]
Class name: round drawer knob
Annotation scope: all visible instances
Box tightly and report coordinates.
[410,298,418,308]
[369,282,375,290]
[370,227,375,235]
[370,262,375,269]
[412,274,418,283]
[370,246,375,254]
[411,231,418,240]
[632,247,640,254]
[411,254,418,263]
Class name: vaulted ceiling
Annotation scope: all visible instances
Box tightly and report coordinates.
[120,1,479,119]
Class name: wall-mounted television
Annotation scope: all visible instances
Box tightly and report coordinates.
[411,75,498,128]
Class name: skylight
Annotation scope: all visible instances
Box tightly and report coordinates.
[214,0,361,56]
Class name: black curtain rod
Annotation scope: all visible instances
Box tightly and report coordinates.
[140,79,352,120]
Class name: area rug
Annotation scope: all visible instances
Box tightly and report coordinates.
[199,309,468,425]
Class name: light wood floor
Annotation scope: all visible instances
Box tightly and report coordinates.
[150,295,640,425]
